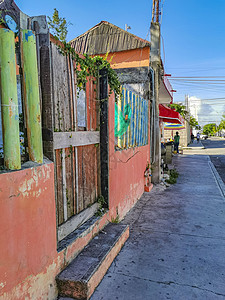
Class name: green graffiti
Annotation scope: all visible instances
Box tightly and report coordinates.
[115,103,131,137]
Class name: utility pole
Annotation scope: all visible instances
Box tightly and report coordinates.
[152,0,161,23]
[150,0,161,183]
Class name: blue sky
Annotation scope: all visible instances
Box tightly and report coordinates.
[15,0,225,124]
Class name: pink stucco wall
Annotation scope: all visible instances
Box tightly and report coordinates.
[0,162,58,299]
[108,93,151,218]
[0,162,111,300]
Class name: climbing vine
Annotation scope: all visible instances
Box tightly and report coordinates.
[48,9,122,99]
[61,42,122,98]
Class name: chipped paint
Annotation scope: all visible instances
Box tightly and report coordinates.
[0,28,21,170]
[24,30,34,42]
[0,163,58,299]
[0,282,6,289]
[18,164,51,197]
[21,29,43,164]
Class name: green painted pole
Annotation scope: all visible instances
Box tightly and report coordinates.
[0,28,21,170]
[21,30,43,163]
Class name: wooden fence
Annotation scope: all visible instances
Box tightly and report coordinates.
[46,43,100,239]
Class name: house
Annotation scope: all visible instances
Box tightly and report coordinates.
[70,20,175,182]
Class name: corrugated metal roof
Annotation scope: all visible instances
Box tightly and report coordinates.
[70,21,150,55]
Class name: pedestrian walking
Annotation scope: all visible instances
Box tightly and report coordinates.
[197,132,200,143]
[191,133,194,143]
[174,131,180,153]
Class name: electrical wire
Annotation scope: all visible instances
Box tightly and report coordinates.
[161,34,166,66]
[160,0,166,25]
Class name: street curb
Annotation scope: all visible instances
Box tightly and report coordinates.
[208,161,225,199]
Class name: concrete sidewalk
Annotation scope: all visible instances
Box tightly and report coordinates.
[91,153,225,300]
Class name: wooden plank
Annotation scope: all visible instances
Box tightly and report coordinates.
[75,146,79,213]
[82,145,97,209]
[82,146,91,209]
[137,95,141,146]
[62,148,68,222]
[70,57,77,131]
[51,43,71,132]
[131,92,135,147]
[67,56,74,130]
[64,57,72,131]
[135,94,139,146]
[86,78,91,130]
[140,98,144,146]
[77,146,84,213]
[125,89,128,148]
[70,58,79,215]
[117,93,122,149]
[57,202,98,241]
[39,43,54,161]
[65,147,74,219]
[122,88,125,149]
[55,149,64,225]
[53,131,100,149]
[145,100,148,145]
[91,79,97,130]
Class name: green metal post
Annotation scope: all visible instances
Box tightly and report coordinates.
[0,28,21,170]
[21,30,43,163]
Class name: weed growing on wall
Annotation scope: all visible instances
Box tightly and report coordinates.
[95,195,107,217]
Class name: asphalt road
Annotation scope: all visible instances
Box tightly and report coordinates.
[201,137,225,183]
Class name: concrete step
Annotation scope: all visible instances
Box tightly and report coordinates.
[56,223,129,300]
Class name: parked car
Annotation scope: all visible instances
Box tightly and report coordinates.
[200,134,208,140]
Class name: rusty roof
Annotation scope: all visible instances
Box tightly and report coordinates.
[70,21,150,55]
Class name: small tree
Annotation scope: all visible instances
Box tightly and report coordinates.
[169,103,199,129]
[218,115,225,132]
[169,103,188,118]
[47,9,72,42]
[203,123,217,136]
[189,116,200,129]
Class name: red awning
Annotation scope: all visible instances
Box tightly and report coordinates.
[159,104,184,124]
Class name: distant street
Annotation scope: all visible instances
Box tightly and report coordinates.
[201,137,225,183]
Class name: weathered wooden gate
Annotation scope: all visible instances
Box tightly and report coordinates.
[50,43,100,241]
[38,33,101,241]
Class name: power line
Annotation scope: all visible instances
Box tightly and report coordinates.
[170,76,225,79]
[171,83,225,93]
[196,98,225,100]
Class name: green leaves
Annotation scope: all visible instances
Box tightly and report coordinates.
[61,42,121,99]
[189,115,199,129]
[169,103,188,117]
[203,123,217,135]
[169,103,199,129]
